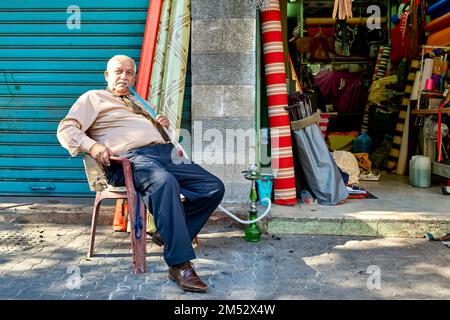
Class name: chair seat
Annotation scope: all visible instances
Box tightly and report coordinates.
[102,184,187,202]
[104,185,127,193]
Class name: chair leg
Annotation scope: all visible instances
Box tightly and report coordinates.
[88,193,102,258]
[128,193,147,274]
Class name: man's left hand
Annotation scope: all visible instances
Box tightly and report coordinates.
[156,114,170,128]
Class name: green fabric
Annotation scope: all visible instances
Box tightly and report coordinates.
[148,0,171,111]
[148,0,190,141]
[328,135,356,151]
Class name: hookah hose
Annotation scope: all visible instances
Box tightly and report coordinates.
[127,86,272,224]
[217,198,272,225]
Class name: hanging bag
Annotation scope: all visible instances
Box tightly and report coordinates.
[286,94,349,205]
[311,29,331,61]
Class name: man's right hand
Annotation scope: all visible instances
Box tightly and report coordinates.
[89,143,115,167]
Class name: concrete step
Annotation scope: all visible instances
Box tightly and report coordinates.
[262,216,450,238]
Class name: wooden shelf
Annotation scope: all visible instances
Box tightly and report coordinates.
[411,109,450,115]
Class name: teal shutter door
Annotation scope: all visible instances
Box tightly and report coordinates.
[0,0,191,196]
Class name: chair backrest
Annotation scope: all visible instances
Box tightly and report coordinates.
[83,154,116,192]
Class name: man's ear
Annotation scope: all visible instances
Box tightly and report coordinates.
[104,70,109,82]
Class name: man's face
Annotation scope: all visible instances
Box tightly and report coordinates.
[104,58,136,96]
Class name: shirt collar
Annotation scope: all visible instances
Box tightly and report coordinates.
[105,87,130,98]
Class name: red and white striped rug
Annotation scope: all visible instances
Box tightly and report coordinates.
[319,114,330,138]
[260,0,297,205]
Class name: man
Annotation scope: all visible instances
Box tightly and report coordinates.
[57,55,225,292]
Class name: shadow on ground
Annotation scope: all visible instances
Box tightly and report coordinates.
[0,223,448,300]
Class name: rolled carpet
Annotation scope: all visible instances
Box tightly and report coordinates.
[260,0,297,205]
[426,26,450,47]
[425,12,450,32]
[148,0,190,140]
[426,0,450,19]
[135,0,164,99]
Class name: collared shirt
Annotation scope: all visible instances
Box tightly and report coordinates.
[56,89,171,157]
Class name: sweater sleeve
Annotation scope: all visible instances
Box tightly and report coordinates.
[56,91,100,157]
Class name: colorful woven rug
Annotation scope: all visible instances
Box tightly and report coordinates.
[148,0,190,140]
[260,0,297,204]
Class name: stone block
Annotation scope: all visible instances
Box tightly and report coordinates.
[223,85,255,116]
[192,53,255,85]
[191,85,225,119]
[223,183,251,204]
[191,117,255,166]
[223,19,255,52]
[191,0,224,19]
[192,19,224,53]
[192,85,254,119]
[192,0,255,19]
[223,164,251,184]
[222,1,257,18]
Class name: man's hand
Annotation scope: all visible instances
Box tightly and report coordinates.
[89,143,115,167]
[156,114,170,128]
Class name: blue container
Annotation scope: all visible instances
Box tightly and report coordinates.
[256,175,273,206]
[353,132,373,153]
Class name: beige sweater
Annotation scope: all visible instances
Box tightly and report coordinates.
[56,89,169,157]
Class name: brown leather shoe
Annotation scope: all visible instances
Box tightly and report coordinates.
[168,262,208,292]
[151,231,164,247]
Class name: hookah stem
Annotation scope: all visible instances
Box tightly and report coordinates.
[127,85,187,156]
[127,85,272,224]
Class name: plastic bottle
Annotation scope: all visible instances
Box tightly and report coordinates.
[409,155,431,188]
[353,131,373,153]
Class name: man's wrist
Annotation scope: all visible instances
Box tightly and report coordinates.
[83,139,98,156]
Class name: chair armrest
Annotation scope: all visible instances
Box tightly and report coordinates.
[109,156,136,194]
[109,156,186,202]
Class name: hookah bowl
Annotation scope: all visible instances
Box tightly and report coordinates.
[242,165,262,242]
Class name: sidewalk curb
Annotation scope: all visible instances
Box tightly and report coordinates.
[261,217,450,238]
[1,203,448,238]
[0,204,251,230]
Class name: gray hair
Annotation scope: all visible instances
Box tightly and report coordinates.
[106,55,136,73]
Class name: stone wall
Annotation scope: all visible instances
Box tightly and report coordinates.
[191,0,256,203]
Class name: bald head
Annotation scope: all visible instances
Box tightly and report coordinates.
[107,55,136,73]
[104,55,136,96]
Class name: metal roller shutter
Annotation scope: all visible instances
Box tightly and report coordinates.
[0,0,191,196]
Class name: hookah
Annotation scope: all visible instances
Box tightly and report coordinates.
[128,86,272,242]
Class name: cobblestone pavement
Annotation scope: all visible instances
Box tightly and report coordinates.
[0,223,449,300]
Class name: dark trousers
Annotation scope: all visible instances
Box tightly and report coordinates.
[106,143,225,266]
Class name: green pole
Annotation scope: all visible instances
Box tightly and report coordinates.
[255,9,261,172]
